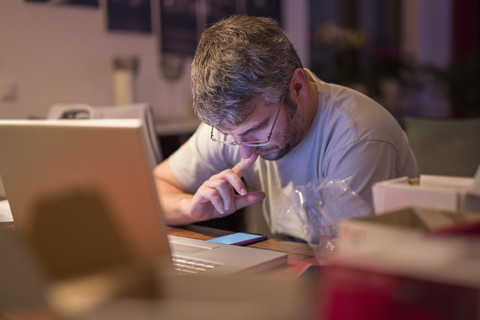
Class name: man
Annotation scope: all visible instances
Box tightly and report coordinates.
[154,15,419,240]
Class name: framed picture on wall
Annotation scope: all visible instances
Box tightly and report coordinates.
[160,0,197,56]
[106,0,152,33]
[157,0,282,80]
[25,0,99,7]
[159,0,282,57]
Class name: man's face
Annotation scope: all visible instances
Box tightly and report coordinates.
[225,97,303,161]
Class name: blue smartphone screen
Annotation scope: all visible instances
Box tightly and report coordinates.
[206,232,267,245]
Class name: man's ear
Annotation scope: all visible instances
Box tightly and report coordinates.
[289,68,308,101]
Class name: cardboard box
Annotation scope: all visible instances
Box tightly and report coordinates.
[372,168,480,214]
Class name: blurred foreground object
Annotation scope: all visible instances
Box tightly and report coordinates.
[320,206,480,319]
[319,236,480,320]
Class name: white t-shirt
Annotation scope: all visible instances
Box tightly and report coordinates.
[169,70,420,239]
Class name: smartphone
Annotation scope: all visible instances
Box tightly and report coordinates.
[206,232,267,246]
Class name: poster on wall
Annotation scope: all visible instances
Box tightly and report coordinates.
[158,0,281,80]
[245,0,281,25]
[160,0,197,56]
[205,0,237,26]
[160,0,281,57]
[106,0,152,33]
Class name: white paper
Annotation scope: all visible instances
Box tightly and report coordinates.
[469,165,480,197]
[0,200,13,222]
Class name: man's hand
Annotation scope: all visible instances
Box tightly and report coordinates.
[189,152,265,221]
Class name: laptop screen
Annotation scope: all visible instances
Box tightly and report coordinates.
[0,119,172,277]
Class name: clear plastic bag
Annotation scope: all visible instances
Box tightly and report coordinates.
[286,178,372,262]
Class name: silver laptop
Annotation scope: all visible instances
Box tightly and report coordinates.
[0,119,287,278]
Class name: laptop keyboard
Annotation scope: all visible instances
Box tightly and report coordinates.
[172,255,222,274]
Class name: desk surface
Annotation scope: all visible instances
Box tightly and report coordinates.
[168,225,318,264]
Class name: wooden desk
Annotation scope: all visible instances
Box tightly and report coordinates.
[168,225,318,264]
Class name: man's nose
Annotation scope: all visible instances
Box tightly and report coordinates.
[239,144,256,159]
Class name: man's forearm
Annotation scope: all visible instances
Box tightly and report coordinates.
[154,178,198,226]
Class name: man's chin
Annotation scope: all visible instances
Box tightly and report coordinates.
[258,148,289,161]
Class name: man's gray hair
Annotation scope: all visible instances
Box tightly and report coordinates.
[191,15,303,128]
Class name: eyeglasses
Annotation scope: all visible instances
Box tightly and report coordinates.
[210,98,283,147]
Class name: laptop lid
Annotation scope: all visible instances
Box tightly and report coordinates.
[0,120,286,278]
[0,120,171,276]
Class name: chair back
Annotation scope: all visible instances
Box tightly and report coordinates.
[404,116,480,177]
[48,103,163,167]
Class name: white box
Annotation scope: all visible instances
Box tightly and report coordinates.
[372,168,480,214]
[338,207,480,254]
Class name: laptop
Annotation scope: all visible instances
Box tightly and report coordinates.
[0,119,287,278]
